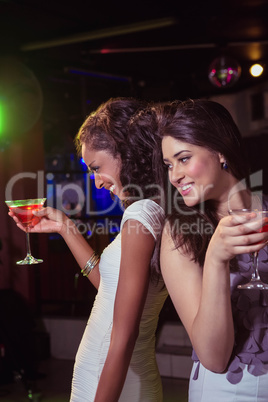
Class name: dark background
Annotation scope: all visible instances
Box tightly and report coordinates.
[0,0,268,391]
[1,0,268,316]
[1,0,268,153]
[0,0,268,310]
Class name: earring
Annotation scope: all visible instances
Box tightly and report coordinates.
[222,161,228,170]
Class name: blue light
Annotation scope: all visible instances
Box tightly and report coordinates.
[80,157,89,172]
[68,68,130,83]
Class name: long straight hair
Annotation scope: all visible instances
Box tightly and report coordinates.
[153,99,250,271]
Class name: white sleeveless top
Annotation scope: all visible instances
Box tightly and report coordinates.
[71,199,168,401]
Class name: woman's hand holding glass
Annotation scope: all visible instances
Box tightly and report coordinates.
[8,206,70,236]
[207,212,268,268]
[228,209,268,289]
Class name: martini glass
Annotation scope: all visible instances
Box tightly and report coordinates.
[229,208,268,290]
[5,198,46,265]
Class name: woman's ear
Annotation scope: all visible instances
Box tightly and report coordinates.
[218,153,226,164]
[218,154,228,170]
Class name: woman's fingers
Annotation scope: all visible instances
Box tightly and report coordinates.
[34,207,66,223]
[228,212,260,229]
[213,215,268,261]
[8,207,67,234]
[227,213,268,237]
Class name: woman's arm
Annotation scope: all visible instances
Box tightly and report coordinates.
[160,213,268,373]
[8,207,100,288]
[160,222,234,373]
[94,219,155,402]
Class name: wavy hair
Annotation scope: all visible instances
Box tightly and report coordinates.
[75,97,161,205]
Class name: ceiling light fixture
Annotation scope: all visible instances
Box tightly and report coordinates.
[20,18,176,51]
[208,56,241,88]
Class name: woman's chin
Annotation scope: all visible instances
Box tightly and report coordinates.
[183,197,199,208]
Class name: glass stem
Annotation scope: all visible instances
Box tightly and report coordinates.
[26,230,32,256]
[252,251,261,281]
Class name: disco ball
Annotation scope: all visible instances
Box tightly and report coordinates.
[208,56,241,88]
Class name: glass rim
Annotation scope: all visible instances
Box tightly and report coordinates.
[229,208,268,214]
[5,198,46,207]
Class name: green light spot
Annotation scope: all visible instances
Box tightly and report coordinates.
[0,103,3,134]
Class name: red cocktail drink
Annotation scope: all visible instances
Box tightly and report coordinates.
[9,203,43,228]
[260,217,268,233]
[5,198,46,265]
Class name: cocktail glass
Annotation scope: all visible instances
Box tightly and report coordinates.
[229,208,268,290]
[5,198,46,265]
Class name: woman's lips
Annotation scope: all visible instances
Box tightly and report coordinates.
[179,183,193,196]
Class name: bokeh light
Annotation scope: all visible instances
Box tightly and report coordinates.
[249,63,264,77]
[208,56,241,88]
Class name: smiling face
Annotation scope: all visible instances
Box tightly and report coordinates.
[82,144,124,199]
[162,136,227,207]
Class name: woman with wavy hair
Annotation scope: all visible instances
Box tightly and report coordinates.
[9,98,167,401]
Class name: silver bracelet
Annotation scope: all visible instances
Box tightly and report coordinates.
[81,251,100,277]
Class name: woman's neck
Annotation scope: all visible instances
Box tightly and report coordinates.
[213,176,251,219]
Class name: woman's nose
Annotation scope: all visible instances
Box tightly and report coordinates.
[94,174,104,189]
[169,165,184,185]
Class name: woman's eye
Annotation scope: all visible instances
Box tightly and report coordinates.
[164,163,172,170]
[88,166,99,174]
[179,156,190,163]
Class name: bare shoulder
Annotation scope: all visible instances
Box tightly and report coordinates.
[160,219,201,280]
[161,220,188,258]
[121,219,155,253]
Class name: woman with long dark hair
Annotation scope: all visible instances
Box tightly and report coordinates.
[154,99,268,401]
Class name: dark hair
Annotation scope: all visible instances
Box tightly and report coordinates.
[126,105,163,202]
[153,98,250,271]
[75,97,161,204]
[154,99,249,190]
